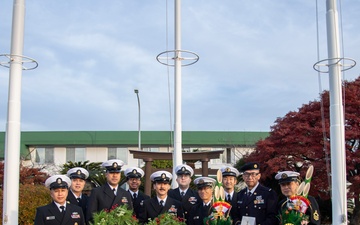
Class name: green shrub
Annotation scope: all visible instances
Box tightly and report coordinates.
[0,184,52,225]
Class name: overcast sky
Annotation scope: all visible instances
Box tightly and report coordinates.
[0,1,359,132]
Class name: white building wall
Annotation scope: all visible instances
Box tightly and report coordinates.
[27,145,254,175]
[86,147,107,163]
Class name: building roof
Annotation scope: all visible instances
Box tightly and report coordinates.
[0,131,269,159]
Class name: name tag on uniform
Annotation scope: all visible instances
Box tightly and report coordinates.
[46,216,55,220]
[240,216,255,225]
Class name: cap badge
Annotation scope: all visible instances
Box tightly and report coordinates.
[161,173,166,179]
[198,179,204,184]
[132,169,137,174]
[181,166,186,171]
[76,170,81,175]
[56,178,62,184]
[226,168,231,172]
[281,173,288,179]
[254,164,258,169]
[113,162,118,168]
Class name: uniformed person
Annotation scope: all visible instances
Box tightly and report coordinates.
[87,159,133,223]
[275,171,321,225]
[124,167,150,218]
[220,166,240,220]
[66,167,89,221]
[186,177,216,225]
[82,182,93,197]
[233,162,278,225]
[138,171,184,224]
[168,164,199,220]
[34,175,85,225]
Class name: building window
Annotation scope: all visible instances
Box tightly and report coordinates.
[142,147,159,152]
[66,147,86,162]
[108,147,128,163]
[226,148,232,164]
[35,147,54,164]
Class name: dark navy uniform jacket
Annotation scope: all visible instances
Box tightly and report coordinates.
[34,202,85,225]
[225,191,239,222]
[66,192,89,222]
[232,184,278,225]
[138,196,184,224]
[186,201,212,225]
[129,190,150,219]
[278,195,321,225]
[168,188,199,220]
[87,184,133,222]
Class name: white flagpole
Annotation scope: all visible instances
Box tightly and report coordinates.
[325,0,347,224]
[172,0,183,188]
[2,0,26,224]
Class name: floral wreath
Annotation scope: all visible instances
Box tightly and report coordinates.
[279,165,314,225]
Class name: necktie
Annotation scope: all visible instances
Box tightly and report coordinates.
[247,191,251,197]
[160,200,164,207]
[203,204,210,214]
[180,191,185,198]
[113,188,117,196]
[133,193,137,200]
[227,194,231,202]
[59,206,65,220]
[76,197,81,203]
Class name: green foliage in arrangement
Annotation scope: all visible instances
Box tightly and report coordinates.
[92,204,138,225]
[147,213,186,225]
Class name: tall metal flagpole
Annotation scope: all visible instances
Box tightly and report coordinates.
[3,0,26,224]
[326,0,347,224]
[156,0,199,188]
[172,0,183,188]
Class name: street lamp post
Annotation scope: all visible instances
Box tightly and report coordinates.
[134,89,141,151]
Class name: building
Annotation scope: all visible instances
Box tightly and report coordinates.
[0,131,269,174]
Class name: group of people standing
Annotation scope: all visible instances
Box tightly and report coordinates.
[34,160,321,225]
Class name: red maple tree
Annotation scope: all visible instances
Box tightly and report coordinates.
[243,76,360,224]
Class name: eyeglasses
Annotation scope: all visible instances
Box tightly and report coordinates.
[242,172,260,178]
